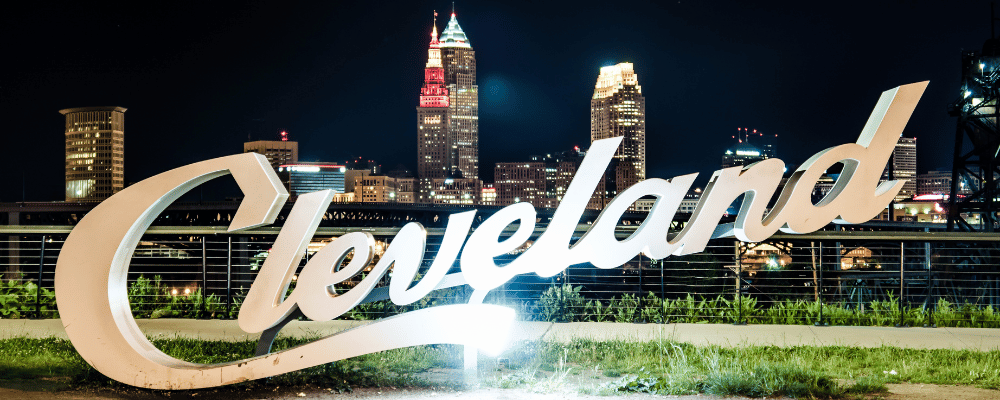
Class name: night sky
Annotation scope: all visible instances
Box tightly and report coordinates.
[0,1,992,202]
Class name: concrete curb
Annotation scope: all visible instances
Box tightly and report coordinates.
[2,319,998,350]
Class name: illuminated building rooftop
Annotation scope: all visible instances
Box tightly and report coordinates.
[593,63,641,99]
[439,13,471,48]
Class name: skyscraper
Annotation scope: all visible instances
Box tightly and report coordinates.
[416,11,480,204]
[883,137,917,202]
[417,12,450,201]
[61,106,126,202]
[590,63,645,205]
[439,10,478,180]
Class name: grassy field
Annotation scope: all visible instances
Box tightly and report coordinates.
[1,336,998,398]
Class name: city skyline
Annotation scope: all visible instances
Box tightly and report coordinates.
[0,1,987,202]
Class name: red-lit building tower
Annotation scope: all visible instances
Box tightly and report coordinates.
[416,12,450,202]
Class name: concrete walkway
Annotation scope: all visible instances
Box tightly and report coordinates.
[2,318,998,351]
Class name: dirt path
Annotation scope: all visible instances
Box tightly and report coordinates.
[3,383,999,400]
[884,383,1000,400]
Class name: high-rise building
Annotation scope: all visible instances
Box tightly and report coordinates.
[439,11,478,180]
[590,63,645,206]
[244,130,298,171]
[882,137,917,202]
[416,11,480,203]
[61,106,126,202]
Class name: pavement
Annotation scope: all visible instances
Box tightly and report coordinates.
[2,318,998,350]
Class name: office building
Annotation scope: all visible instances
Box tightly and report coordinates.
[394,177,416,203]
[722,128,778,169]
[354,175,398,203]
[277,162,346,197]
[721,143,769,169]
[491,147,591,208]
[591,63,645,205]
[244,130,298,171]
[495,162,546,207]
[416,11,481,204]
[345,157,381,175]
[481,184,497,206]
[61,106,126,202]
[917,170,955,196]
[882,137,917,202]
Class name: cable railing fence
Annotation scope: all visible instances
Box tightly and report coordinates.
[3,229,1000,327]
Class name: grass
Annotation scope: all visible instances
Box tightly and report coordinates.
[494,339,1000,397]
[2,335,999,398]
[0,336,457,392]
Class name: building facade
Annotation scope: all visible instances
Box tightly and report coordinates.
[494,162,546,207]
[244,134,298,171]
[591,63,645,204]
[277,162,346,197]
[882,137,917,202]
[354,175,398,203]
[917,170,954,196]
[721,143,769,169]
[492,148,590,209]
[61,106,126,202]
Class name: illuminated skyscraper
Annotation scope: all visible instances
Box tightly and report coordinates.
[416,11,480,204]
[439,10,478,180]
[883,137,917,202]
[417,12,450,201]
[590,63,644,205]
[61,106,126,202]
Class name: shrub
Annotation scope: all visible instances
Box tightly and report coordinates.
[0,277,57,318]
[538,283,585,322]
[610,293,640,323]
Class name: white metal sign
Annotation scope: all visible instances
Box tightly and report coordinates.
[55,82,927,389]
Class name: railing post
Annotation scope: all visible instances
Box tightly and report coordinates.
[898,241,906,327]
[35,235,45,319]
[636,254,644,323]
[226,236,233,318]
[734,241,745,325]
[924,239,935,327]
[201,236,207,318]
[816,241,825,326]
[659,258,666,324]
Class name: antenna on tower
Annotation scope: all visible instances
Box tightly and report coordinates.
[452,1,456,16]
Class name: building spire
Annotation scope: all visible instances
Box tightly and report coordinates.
[452,1,455,17]
[431,10,439,45]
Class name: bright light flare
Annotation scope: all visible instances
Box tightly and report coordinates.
[460,305,515,356]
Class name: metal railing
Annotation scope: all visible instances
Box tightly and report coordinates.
[2,226,999,327]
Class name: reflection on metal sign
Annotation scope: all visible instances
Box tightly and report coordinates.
[55,82,927,389]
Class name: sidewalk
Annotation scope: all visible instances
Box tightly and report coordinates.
[2,318,998,350]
